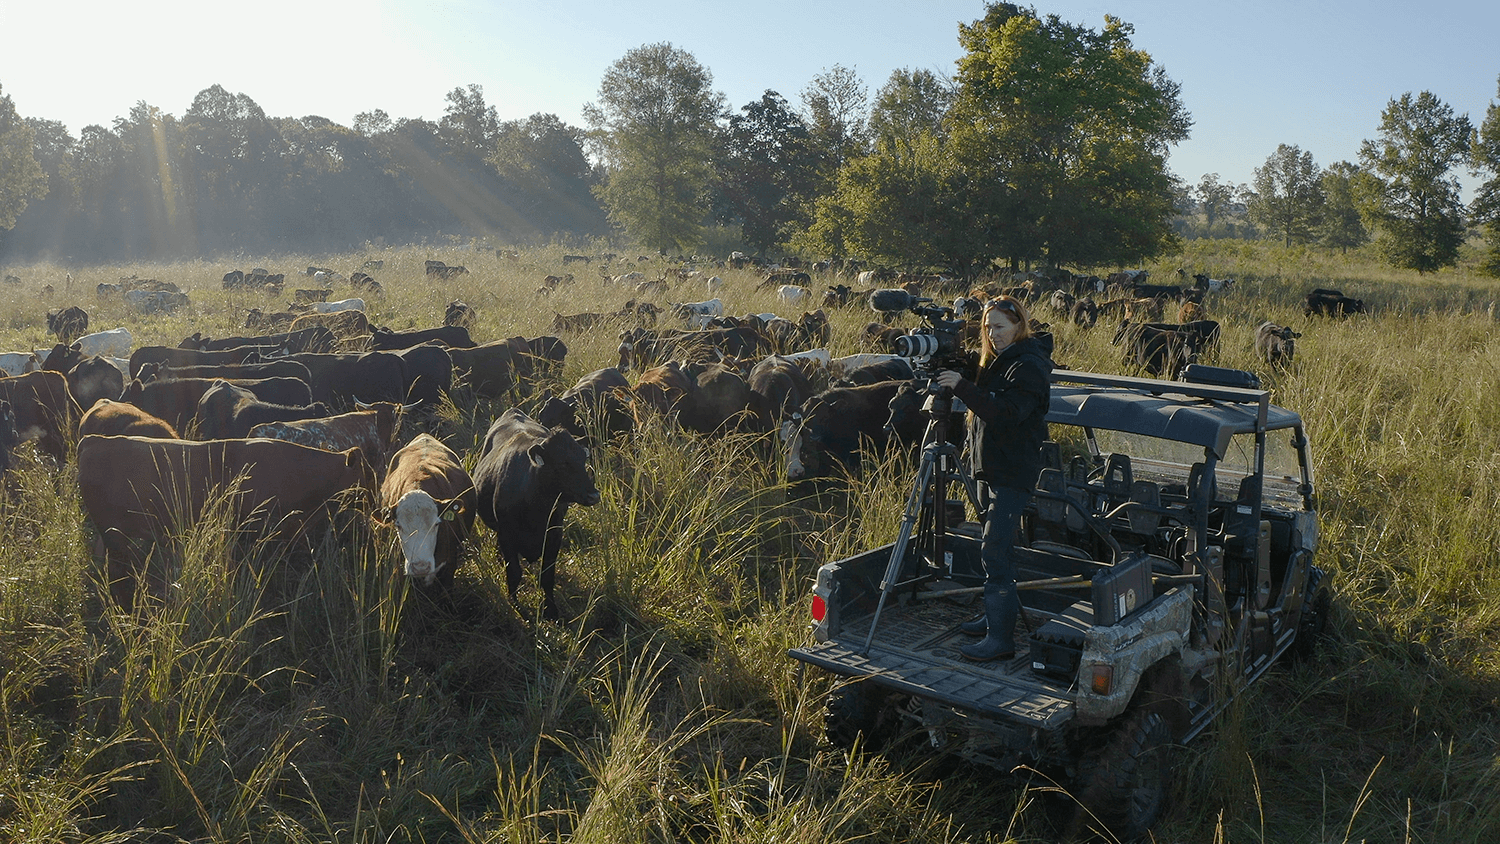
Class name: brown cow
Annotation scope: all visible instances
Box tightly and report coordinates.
[79,399,179,439]
[0,370,81,462]
[374,434,476,587]
[77,435,375,609]
[289,309,371,340]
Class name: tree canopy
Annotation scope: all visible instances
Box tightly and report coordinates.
[946,3,1191,270]
[1356,91,1471,275]
[0,84,48,232]
[585,42,726,253]
[1247,144,1324,247]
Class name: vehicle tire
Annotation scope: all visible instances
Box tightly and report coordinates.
[1292,566,1331,662]
[1067,707,1172,842]
[824,681,894,753]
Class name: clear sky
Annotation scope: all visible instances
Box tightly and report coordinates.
[2,0,1496,198]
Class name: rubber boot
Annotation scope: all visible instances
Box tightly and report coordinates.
[959,584,1018,661]
[960,613,987,636]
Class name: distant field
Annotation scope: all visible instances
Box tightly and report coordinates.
[0,240,1498,843]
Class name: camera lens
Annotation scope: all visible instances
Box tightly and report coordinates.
[895,333,939,359]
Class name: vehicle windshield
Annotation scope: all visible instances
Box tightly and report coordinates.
[1076,424,1308,509]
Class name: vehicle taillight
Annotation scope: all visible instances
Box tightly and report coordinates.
[1089,664,1113,695]
[811,594,827,622]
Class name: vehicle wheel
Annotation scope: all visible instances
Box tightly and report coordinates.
[1292,566,1331,661]
[824,682,894,753]
[1067,707,1172,842]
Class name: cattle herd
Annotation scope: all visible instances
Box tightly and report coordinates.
[0,258,1366,622]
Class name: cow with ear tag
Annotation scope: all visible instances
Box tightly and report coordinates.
[471,408,601,621]
[374,433,476,588]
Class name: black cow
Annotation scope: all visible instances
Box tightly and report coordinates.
[617,325,772,370]
[0,400,20,475]
[837,357,914,387]
[194,380,331,440]
[63,355,125,412]
[748,355,817,433]
[46,306,89,344]
[1255,321,1302,367]
[884,381,965,449]
[535,368,634,441]
[369,325,476,351]
[1304,288,1364,318]
[393,343,452,412]
[472,409,601,621]
[784,380,910,482]
[280,351,408,407]
[1112,320,1221,378]
[448,340,521,399]
[179,324,337,355]
[444,300,477,329]
[136,360,314,385]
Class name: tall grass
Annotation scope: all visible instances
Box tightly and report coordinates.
[0,239,1497,841]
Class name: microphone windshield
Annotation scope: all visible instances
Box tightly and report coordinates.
[869,288,923,312]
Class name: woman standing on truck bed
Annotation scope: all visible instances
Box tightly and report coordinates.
[934,296,1054,661]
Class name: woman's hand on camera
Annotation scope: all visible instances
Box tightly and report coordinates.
[933,369,964,390]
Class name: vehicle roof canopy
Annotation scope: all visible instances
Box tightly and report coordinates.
[1045,371,1303,459]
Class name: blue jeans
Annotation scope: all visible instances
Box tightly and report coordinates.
[981,485,1031,591]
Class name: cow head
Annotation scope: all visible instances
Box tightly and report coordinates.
[377,489,469,585]
[533,428,601,506]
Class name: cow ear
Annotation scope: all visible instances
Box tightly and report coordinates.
[371,506,393,525]
[527,443,546,468]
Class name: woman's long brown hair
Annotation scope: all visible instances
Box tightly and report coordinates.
[978,296,1034,367]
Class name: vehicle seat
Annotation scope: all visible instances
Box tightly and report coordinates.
[1127,480,1163,535]
[1103,452,1133,505]
[1035,468,1088,534]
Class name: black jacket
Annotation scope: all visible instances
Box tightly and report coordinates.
[950,333,1053,493]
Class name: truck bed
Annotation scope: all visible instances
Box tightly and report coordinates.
[790,595,1078,729]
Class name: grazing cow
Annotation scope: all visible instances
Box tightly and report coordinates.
[69,327,133,359]
[79,399,179,439]
[0,352,41,377]
[471,409,602,621]
[823,284,855,308]
[1112,320,1221,378]
[884,381,965,449]
[1191,273,1235,293]
[617,325,772,371]
[444,300,477,329]
[135,360,313,385]
[64,355,125,412]
[288,309,371,340]
[784,380,911,482]
[361,260,385,271]
[448,340,521,399]
[392,343,452,412]
[536,368,635,441]
[369,325,475,351]
[628,362,699,426]
[312,297,364,314]
[1071,297,1099,329]
[425,262,469,280]
[833,355,913,386]
[122,376,314,435]
[1177,301,1207,323]
[376,434,476,587]
[562,254,591,265]
[1046,289,1076,316]
[680,362,757,434]
[1255,322,1302,367]
[860,322,906,353]
[294,288,331,304]
[1304,288,1365,318]
[245,308,297,332]
[194,380,330,440]
[0,370,81,463]
[671,298,724,330]
[77,435,374,609]
[280,351,408,407]
[0,401,20,475]
[46,306,89,344]
[748,354,817,433]
[124,289,189,314]
[249,402,403,480]
[177,324,336,355]
[777,285,810,306]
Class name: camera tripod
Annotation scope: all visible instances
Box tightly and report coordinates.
[861,381,982,654]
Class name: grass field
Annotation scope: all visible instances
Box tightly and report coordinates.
[0,239,1498,843]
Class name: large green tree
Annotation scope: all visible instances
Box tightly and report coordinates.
[1247,144,1324,247]
[946,4,1191,270]
[1319,160,1369,253]
[1356,90,1470,274]
[0,84,48,231]
[715,91,819,254]
[585,42,725,253]
[800,64,871,193]
[869,68,953,154]
[1194,173,1239,237]
[1471,75,1500,277]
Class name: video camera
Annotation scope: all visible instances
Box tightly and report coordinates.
[868,288,977,378]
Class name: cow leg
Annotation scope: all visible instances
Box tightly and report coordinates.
[101,527,153,611]
[539,512,566,622]
[501,540,522,603]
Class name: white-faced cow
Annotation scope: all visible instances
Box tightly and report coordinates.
[471,409,601,621]
[376,434,476,588]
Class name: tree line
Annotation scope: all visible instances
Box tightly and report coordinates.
[3,3,1498,278]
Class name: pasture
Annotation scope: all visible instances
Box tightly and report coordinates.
[0,240,1498,842]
